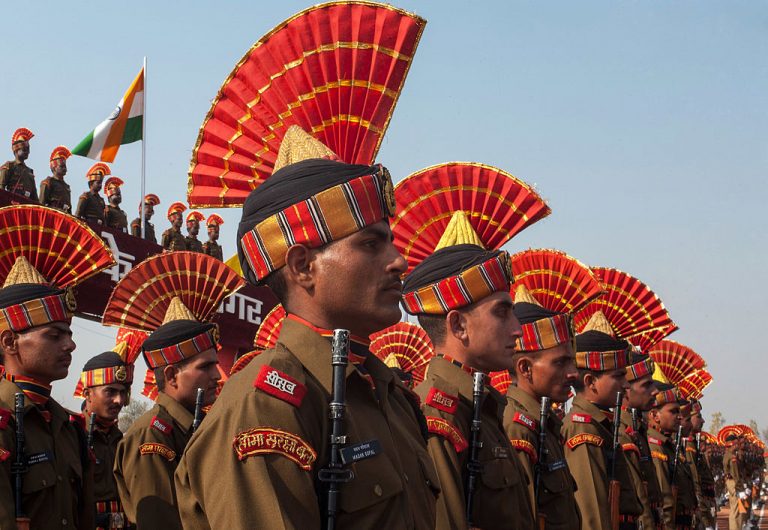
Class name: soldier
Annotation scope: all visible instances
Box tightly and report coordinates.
[39,146,73,212]
[689,401,716,529]
[0,128,38,201]
[130,194,160,243]
[104,177,128,232]
[622,352,664,529]
[647,384,697,529]
[184,211,205,253]
[202,214,224,261]
[563,312,643,530]
[404,244,535,530]
[76,349,134,529]
[0,204,115,528]
[161,202,186,251]
[723,432,743,530]
[175,129,439,529]
[504,286,581,530]
[76,162,109,225]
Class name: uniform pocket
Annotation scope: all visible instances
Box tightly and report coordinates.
[338,452,403,514]
[480,451,521,490]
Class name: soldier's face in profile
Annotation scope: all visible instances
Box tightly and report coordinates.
[171,213,183,229]
[208,225,219,241]
[86,383,129,422]
[691,413,704,432]
[143,204,154,219]
[627,374,658,410]
[187,220,200,236]
[523,342,577,402]
[657,403,681,432]
[90,178,103,193]
[51,158,67,177]
[14,141,29,161]
[110,188,122,205]
[171,348,221,409]
[456,291,521,372]
[589,368,628,407]
[1,322,76,384]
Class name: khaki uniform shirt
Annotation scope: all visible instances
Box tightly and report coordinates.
[161,228,186,251]
[647,427,697,528]
[0,378,94,529]
[39,176,72,212]
[202,241,223,261]
[105,205,128,232]
[694,439,716,527]
[184,236,204,253]
[130,218,157,244]
[562,396,642,530]
[175,316,439,530]
[76,191,106,225]
[415,357,534,530]
[503,386,580,530]
[619,409,661,530]
[0,160,38,201]
[114,392,193,529]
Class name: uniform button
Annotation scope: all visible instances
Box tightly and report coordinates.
[62,518,67,525]
[373,484,383,497]
[57,475,63,482]
[41,479,47,486]
[503,476,509,485]
[404,473,409,483]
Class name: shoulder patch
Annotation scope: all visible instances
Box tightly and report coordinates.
[0,408,11,430]
[685,446,696,453]
[512,411,538,432]
[69,413,86,431]
[139,443,176,461]
[510,439,537,463]
[254,365,307,408]
[622,443,641,456]
[571,413,592,424]
[150,416,173,436]
[566,433,604,450]
[0,447,10,462]
[647,436,662,446]
[651,450,668,462]
[426,387,459,414]
[233,428,317,471]
[425,416,469,452]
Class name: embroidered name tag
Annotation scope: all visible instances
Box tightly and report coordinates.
[27,451,53,466]
[425,416,468,453]
[233,428,317,471]
[139,443,176,461]
[566,433,604,450]
[254,365,307,408]
[339,439,382,465]
[0,447,10,462]
[512,412,538,432]
[0,408,12,430]
[571,413,592,424]
[509,439,537,463]
[150,416,173,435]
[426,387,458,414]
[547,459,567,472]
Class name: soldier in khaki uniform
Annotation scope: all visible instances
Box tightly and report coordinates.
[104,177,128,232]
[130,194,160,244]
[0,204,116,528]
[184,211,205,252]
[563,312,643,530]
[722,432,743,530]
[39,145,73,212]
[77,162,109,225]
[0,127,38,201]
[689,402,716,529]
[404,243,535,530]
[175,131,439,529]
[647,384,697,529]
[202,214,224,261]
[622,352,664,529]
[503,286,581,530]
[161,202,187,251]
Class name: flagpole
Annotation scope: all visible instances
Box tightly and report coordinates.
[140,56,147,239]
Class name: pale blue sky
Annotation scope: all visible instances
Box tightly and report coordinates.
[2,1,766,429]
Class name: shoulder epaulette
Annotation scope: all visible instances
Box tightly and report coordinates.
[150,416,173,436]
[510,438,537,463]
[253,365,307,407]
[571,413,592,424]
[425,387,458,414]
[0,408,11,430]
[425,416,468,452]
[68,413,86,431]
[512,411,539,433]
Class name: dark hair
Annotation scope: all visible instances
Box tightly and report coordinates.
[263,268,288,305]
[571,369,592,392]
[417,314,447,346]
[153,367,166,392]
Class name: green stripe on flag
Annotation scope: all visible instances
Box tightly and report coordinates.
[121,116,143,145]
[72,130,94,157]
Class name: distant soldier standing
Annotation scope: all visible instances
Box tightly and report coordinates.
[0,128,38,201]
[39,146,72,212]
[184,211,205,253]
[76,162,109,225]
[161,202,187,251]
[131,194,160,244]
[690,401,717,529]
[202,214,224,261]
[104,177,128,232]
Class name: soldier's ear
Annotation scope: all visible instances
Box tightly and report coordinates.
[0,329,19,357]
[163,364,181,389]
[515,356,533,381]
[446,309,468,343]
[284,244,315,290]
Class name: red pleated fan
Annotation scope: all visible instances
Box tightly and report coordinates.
[142,368,158,401]
[230,349,263,377]
[253,304,286,350]
[188,1,427,207]
[115,327,149,366]
[510,249,603,314]
[573,267,676,339]
[392,162,551,272]
[717,425,744,445]
[489,371,513,395]
[369,322,434,385]
[648,340,706,386]
[628,324,678,354]
[102,251,245,331]
[0,205,115,287]
[678,369,712,401]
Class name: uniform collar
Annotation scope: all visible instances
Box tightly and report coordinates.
[157,391,194,433]
[572,394,612,426]
[426,356,505,418]
[4,372,51,405]
[505,385,563,431]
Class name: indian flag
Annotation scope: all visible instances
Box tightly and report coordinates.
[73,67,144,163]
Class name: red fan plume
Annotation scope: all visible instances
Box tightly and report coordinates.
[717,425,744,445]
[188,2,426,207]
[392,163,550,272]
[253,304,286,350]
[699,431,718,445]
[678,369,712,401]
[648,340,706,386]
[510,249,603,314]
[103,252,244,331]
[230,349,263,377]
[0,205,115,287]
[115,327,149,366]
[573,267,676,339]
[369,322,434,385]
[142,369,158,401]
[628,324,678,354]
[489,371,513,395]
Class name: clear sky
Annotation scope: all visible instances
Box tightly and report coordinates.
[2,1,766,430]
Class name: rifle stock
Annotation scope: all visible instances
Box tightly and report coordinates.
[609,479,621,530]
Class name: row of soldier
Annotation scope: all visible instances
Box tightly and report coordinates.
[0,127,224,260]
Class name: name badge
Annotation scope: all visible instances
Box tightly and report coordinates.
[339,439,382,465]
[547,459,566,472]
[27,451,53,466]
[492,446,510,459]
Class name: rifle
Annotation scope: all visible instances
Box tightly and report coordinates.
[12,393,30,530]
[608,391,623,530]
[317,329,354,530]
[86,411,101,465]
[465,371,486,527]
[670,424,684,524]
[534,396,551,530]
[191,388,204,434]
[695,432,702,466]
